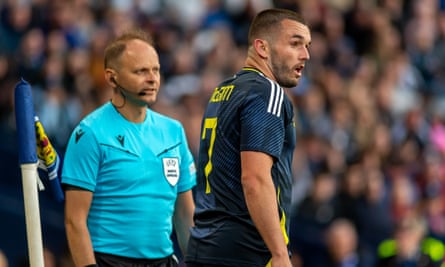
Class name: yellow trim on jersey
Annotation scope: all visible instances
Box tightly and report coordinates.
[242,67,263,75]
[277,187,289,244]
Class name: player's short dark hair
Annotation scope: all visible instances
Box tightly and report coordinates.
[248,8,307,45]
[104,28,154,69]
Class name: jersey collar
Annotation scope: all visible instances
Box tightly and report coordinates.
[241,67,265,76]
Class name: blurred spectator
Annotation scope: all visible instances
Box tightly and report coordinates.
[325,218,367,267]
[322,6,358,79]
[417,152,445,243]
[336,163,365,225]
[296,82,331,138]
[354,167,394,267]
[422,193,445,244]
[16,27,45,85]
[327,97,358,162]
[299,134,330,176]
[376,215,444,267]
[290,169,339,267]
[389,172,420,223]
[0,1,34,55]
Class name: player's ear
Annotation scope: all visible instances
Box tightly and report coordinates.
[254,39,268,58]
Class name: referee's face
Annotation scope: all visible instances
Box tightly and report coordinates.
[116,39,161,106]
[270,19,311,88]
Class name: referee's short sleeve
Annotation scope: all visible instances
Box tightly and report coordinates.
[61,124,100,192]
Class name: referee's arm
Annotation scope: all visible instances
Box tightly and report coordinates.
[173,189,195,256]
[64,186,96,267]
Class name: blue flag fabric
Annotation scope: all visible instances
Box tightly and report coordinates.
[14,78,38,165]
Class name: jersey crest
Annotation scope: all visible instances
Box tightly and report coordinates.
[163,157,179,186]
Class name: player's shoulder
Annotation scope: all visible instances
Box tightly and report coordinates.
[234,68,279,97]
[235,68,271,86]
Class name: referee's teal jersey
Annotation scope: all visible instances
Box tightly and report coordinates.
[62,102,196,259]
[187,68,296,266]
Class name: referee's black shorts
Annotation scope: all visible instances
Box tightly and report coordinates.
[95,252,178,267]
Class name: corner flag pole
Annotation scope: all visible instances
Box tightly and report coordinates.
[14,78,45,267]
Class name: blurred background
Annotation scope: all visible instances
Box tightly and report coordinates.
[1,0,445,266]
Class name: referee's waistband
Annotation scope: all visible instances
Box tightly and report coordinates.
[94,251,172,264]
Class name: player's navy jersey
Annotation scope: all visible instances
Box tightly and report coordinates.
[187,68,296,266]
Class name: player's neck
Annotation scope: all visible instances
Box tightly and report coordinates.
[244,56,274,81]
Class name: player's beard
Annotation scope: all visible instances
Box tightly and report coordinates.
[270,49,300,88]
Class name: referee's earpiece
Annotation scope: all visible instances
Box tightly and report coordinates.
[110,76,117,85]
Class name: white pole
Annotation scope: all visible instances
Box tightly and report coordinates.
[15,78,45,267]
[20,162,44,267]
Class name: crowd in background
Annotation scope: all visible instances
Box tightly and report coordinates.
[1,0,445,266]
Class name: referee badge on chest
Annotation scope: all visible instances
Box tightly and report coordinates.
[163,158,179,186]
